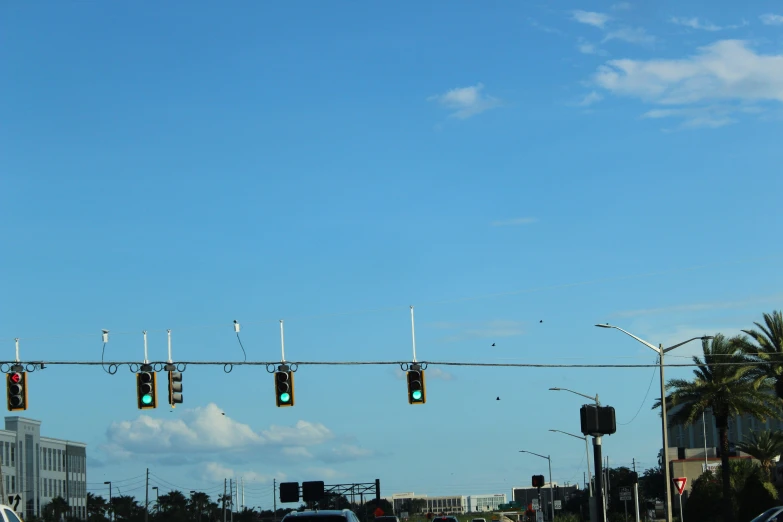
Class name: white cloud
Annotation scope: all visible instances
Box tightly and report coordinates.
[491,217,538,226]
[760,13,783,25]
[579,91,604,106]
[603,27,656,45]
[428,83,502,119]
[103,403,333,457]
[571,10,612,29]
[577,41,608,56]
[593,39,783,104]
[304,467,343,480]
[612,293,783,318]
[201,462,281,484]
[591,40,783,125]
[611,2,632,10]
[642,105,764,129]
[282,447,314,458]
[670,17,722,31]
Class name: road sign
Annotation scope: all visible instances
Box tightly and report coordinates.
[531,499,540,510]
[620,487,632,501]
[554,501,562,510]
[673,477,687,495]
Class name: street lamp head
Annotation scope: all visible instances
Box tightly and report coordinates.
[594,323,613,329]
[548,387,560,391]
[104,481,111,485]
[701,336,714,340]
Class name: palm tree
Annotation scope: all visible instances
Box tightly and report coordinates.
[189,491,211,522]
[736,430,783,479]
[652,334,780,522]
[738,311,783,397]
[87,492,109,521]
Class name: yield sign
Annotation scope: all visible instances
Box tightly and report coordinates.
[673,477,687,495]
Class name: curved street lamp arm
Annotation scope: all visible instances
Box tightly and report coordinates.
[548,387,600,405]
[549,429,586,441]
[662,336,713,353]
[520,450,550,461]
[595,324,660,353]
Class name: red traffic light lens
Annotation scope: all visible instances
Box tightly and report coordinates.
[10,373,21,384]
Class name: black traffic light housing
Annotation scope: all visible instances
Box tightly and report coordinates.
[580,404,617,436]
[302,481,325,502]
[166,364,183,407]
[6,367,27,412]
[407,364,426,404]
[136,365,157,410]
[279,482,300,503]
[532,475,545,488]
[275,365,295,407]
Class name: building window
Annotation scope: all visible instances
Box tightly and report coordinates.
[10,444,14,466]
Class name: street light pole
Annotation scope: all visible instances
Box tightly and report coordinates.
[152,487,159,513]
[549,430,593,497]
[596,324,712,522]
[520,450,555,522]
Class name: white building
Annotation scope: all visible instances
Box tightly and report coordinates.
[467,494,507,512]
[0,417,87,521]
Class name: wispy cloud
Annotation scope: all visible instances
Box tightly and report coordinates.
[611,293,783,318]
[571,10,612,29]
[431,319,526,343]
[603,26,656,45]
[577,40,608,56]
[611,2,632,10]
[760,13,783,25]
[527,18,567,36]
[591,40,783,127]
[642,105,763,130]
[491,217,538,227]
[670,17,748,31]
[579,91,604,106]
[428,83,502,119]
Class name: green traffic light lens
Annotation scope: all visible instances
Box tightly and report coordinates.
[142,394,153,405]
[280,392,291,403]
[412,390,422,401]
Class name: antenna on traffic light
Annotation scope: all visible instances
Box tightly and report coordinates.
[165,330,183,408]
[136,331,157,409]
[405,306,427,405]
[274,320,296,407]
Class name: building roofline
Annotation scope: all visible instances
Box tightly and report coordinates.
[5,417,42,426]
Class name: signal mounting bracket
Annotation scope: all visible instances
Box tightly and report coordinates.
[140,363,153,372]
[164,363,177,371]
[9,364,23,373]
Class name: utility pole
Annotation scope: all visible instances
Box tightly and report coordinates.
[633,459,640,522]
[223,479,227,522]
[145,468,149,522]
[230,479,234,522]
[593,437,606,522]
[273,479,277,522]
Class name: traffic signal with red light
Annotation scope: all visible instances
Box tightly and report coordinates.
[168,371,183,407]
[6,372,27,411]
[136,370,157,409]
[532,475,545,488]
[407,366,426,404]
[275,368,294,407]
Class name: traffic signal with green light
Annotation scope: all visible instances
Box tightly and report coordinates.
[136,370,157,409]
[407,366,426,404]
[6,372,27,412]
[275,368,294,407]
[168,371,183,407]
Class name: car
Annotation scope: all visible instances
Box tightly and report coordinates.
[375,516,401,522]
[283,510,361,522]
[750,507,783,522]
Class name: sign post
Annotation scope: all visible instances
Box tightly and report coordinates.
[620,488,632,522]
[673,478,687,522]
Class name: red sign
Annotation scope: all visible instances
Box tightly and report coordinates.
[673,477,687,495]
[374,508,384,517]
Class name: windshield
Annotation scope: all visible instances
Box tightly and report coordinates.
[750,508,783,522]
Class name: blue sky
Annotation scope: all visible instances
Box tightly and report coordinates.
[2,0,782,511]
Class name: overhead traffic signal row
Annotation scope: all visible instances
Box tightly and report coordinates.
[4,364,429,411]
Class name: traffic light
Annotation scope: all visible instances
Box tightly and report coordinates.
[275,369,294,407]
[279,482,299,503]
[136,370,157,409]
[407,366,426,404]
[168,371,183,407]
[532,475,545,488]
[6,372,27,412]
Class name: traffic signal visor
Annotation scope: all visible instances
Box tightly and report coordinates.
[137,371,157,409]
[407,369,426,404]
[7,372,27,412]
[275,371,295,407]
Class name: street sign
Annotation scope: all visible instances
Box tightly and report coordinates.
[554,501,562,510]
[673,477,687,495]
[620,487,632,501]
[531,499,540,510]
[401,513,409,519]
